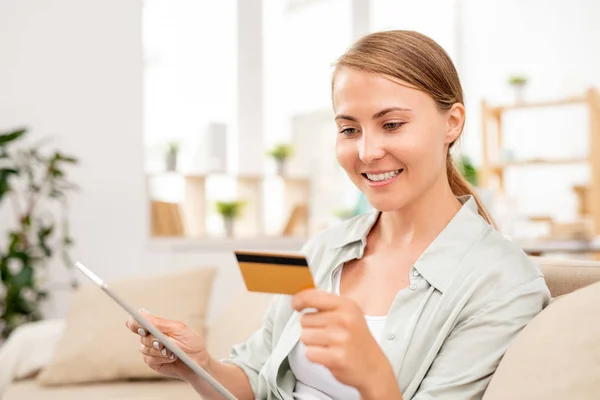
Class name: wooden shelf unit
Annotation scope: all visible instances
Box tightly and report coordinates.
[480,87,600,237]
[147,172,311,238]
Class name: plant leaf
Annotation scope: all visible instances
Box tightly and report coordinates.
[12,265,34,288]
[0,129,26,146]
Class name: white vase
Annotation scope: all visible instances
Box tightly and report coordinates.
[276,160,286,176]
[223,217,234,237]
[511,83,526,104]
[165,152,177,172]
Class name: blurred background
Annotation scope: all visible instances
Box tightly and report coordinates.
[0,0,599,373]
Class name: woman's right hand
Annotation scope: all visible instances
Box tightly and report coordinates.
[125,309,212,382]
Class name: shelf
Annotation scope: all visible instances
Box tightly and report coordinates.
[490,157,589,171]
[147,235,308,253]
[480,87,600,243]
[490,97,587,115]
[146,172,312,238]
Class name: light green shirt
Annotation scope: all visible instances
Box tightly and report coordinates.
[224,195,551,399]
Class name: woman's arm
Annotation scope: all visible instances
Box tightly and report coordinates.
[185,360,254,400]
[186,294,284,399]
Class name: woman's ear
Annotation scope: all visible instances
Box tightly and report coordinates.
[445,103,465,144]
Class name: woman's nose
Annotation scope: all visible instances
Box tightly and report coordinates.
[358,135,385,164]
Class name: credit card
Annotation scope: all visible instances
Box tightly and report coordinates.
[234,250,315,295]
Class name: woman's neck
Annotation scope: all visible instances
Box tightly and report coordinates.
[373,183,463,249]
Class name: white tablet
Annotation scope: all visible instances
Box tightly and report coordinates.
[74,261,238,400]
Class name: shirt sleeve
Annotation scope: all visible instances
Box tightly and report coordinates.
[411,276,550,400]
[219,236,321,395]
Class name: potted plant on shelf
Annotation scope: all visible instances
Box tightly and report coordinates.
[455,154,495,214]
[267,143,293,176]
[456,154,478,187]
[507,75,528,104]
[0,127,79,339]
[215,200,245,237]
[165,141,179,172]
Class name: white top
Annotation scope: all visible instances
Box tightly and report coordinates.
[289,266,388,399]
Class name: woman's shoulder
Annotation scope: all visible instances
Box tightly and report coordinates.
[462,225,551,304]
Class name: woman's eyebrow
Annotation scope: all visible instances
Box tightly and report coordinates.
[335,107,412,122]
[372,107,412,119]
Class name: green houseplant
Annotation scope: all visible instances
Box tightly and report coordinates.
[165,141,179,172]
[266,143,293,176]
[508,74,528,104]
[456,154,478,187]
[215,200,245,237]
[0,127,79,338]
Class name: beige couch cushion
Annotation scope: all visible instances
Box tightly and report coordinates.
[4,379,198,400]
[37,267,216,386]
[534,256,600,297]
[483,280,600,400]
[206,290,274,360]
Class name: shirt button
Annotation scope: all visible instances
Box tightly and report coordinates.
[387,333,395,340]
[413,270,420,277]
[409,284,417,290]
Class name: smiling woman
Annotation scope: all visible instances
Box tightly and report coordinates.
[127,30,550,400]
[332,31,493,224]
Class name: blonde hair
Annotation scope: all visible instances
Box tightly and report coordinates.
[333,30,495,226]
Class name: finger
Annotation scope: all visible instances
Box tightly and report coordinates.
[292,289,343,312]
[141,352,177,368]
[126,309,155,336]
[126,309,183,336]
[126,314,148,336]
[140,334,165,351]
[300,310,338,328]
[304,345,342,370]
[300,327,348,347]
[139,343,177,361]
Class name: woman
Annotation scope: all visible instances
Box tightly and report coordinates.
[126,30,550,400]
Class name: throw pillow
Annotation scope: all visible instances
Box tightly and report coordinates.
[483,280,600,399]
[37,267,216,386]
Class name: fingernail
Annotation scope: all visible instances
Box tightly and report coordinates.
[137,328,147,336]
[170,354,175,360]
[153,340,160,350]
[139,344,145,351]
[161,348,167,356]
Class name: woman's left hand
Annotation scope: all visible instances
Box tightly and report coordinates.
[292,289,403,399]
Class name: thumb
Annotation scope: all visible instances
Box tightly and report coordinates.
[138,309,177,333]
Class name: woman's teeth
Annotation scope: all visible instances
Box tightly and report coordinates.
[365,169,402,182]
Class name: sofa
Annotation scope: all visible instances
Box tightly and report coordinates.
[2,256,600,399]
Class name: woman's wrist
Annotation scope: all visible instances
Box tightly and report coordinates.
[358,362,403,400]
[181,354,217,384]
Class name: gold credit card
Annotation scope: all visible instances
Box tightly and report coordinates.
[234,250,315,295]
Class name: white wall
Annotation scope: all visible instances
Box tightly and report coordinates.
[0,0,146,318]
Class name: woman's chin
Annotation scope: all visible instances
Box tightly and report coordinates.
[365,195,409,213]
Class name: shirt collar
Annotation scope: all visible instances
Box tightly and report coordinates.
[330,195,490,293]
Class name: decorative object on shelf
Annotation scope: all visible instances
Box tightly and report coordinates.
[507,74,528,104]
[267,143,294,176]
[215,200,246,237]
[456,154,478,186]
[0,127,79,339]
[165,141,179,172]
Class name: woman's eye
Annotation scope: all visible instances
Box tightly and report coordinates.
[383,122,405,130]
[340,127,358,136]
